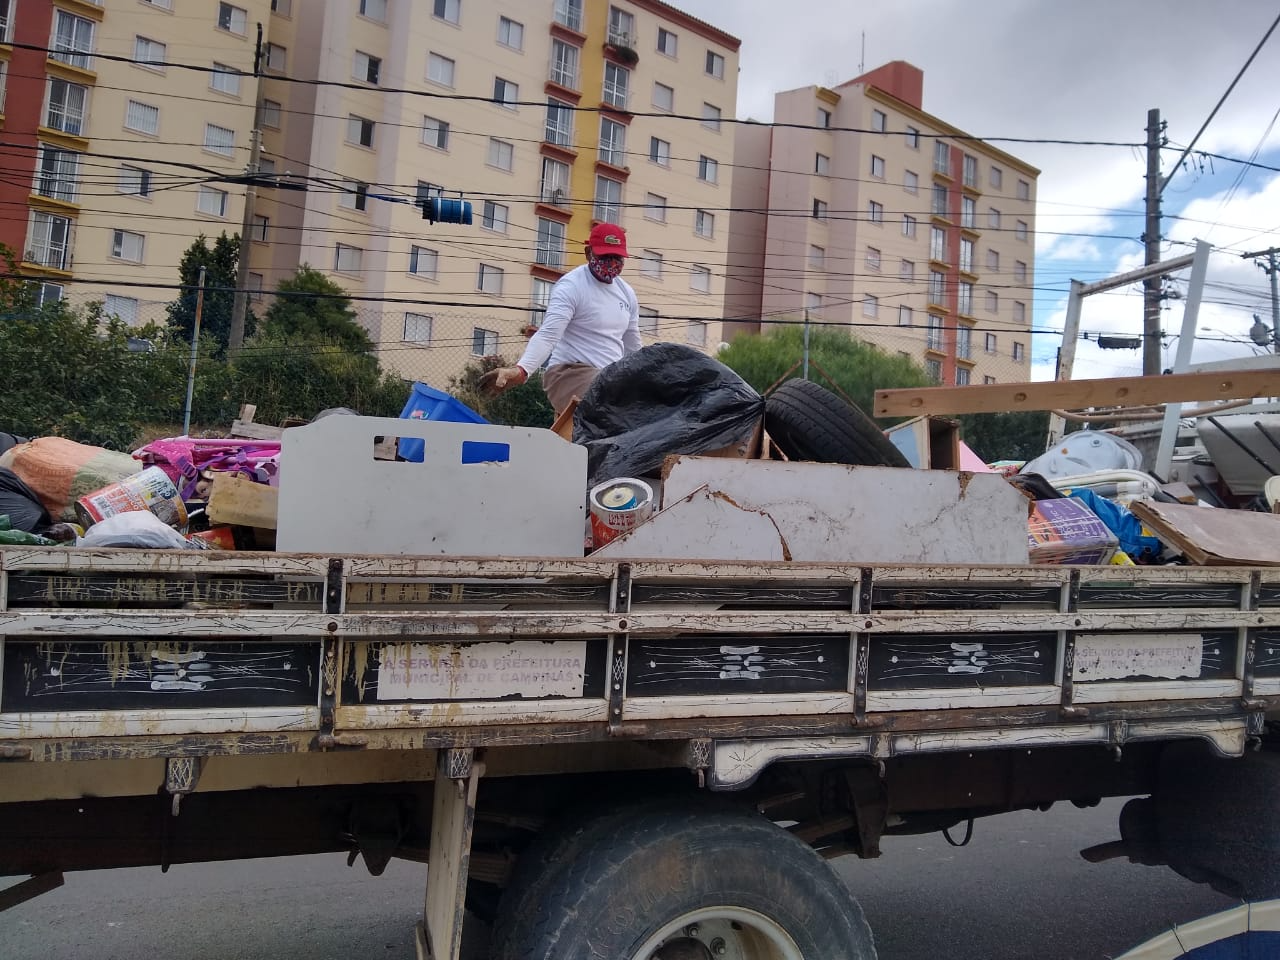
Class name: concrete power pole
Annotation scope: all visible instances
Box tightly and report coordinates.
[229,24,264,355]
[1142,108,1165,375]
[1240,247,1280,353]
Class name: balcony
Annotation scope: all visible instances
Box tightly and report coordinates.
[553,0,583,32]
[604,32,638,66]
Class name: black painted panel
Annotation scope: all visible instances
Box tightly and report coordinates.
[1259,587,1280,608]
[6,575,323,609]
[872,586,1061,610]
[1253,630,1280,677]
[868,633,1058,689]
[2,639,320,711]
[630,584,854,608]
[1078,584,1242,609]
[626,634,849,696]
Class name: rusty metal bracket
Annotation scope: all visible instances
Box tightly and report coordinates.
[164,756,204,816]
[842,766,889,858]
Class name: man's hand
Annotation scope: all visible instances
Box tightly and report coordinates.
[479,366,528,396]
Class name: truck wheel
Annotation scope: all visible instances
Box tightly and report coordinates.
[1156,742,1280,899]
[494,801,876,960]
[765,379,909,468]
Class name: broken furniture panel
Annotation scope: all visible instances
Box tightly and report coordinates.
[1129,500,1280,566]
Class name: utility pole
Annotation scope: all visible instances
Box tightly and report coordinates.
[183,267,208,436]
[1142,108,1165,375]
[1240,247,1280,353]
[229,23,264,355]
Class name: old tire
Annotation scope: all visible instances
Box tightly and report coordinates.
[1156,742,1280,899]
[765,379,908,468]
[494,801,876,960]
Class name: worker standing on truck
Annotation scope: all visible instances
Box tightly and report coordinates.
[480,222,641,417]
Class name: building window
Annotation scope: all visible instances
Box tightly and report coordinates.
[905,125,919,148]
[271,0,292,14]
[493,77,519,108]
[118,164,151,198]
[1017,179,1030,201]
[498,16,523,50]
[354,51,381,84]
[28,212,71,269]
[0,0,11,42]
[433,0,460,25]
[956,367,970,386]
[694,209,715,239]
[599,117,626,166]
[902,215,917,238]
[931,183,948,216]
[957,324,972,360]
[1013,341,1025,362]
[933,140,950,174]
[554,0,582,31]
[658,28,677,57]
[990,165,1003,189]
[645,193,667,222]
[472,327,498,357]
[817,107,831,129]
[125,100,160,136]
[866,246,881,271]
[482,200,510,232]
[477,263,504,295]
[540,157,570,204]
[428,53,456,87]
[550,39,578,88]
[487,138,514,171]
[334,244,363,274]
[203,123,235,157]
[705,50,725,79]
[530,278,554,328]
[640,249,663,279]
[925,358,942,383]
[961,196,976,229]
[1016,220,1029,241]
[702,102,721,131]
[930,226,946,262]
[422,116,449,149]
[928,270,945,306]
[409,245,438,279]
[403,313,433,344]
[111,229,145,262]
[594,176,622,222]
[210,62,241,95]
[46,79,88,135]
[197,186,228,217]
[216,2,248,34]
[639,307,659,335]
[984,375,996,385]
[690,265,711,293]
[261,99,282,128]
[904,170,918,194]
[359,0,387,21]
[962,154,978,188]
[653,82,674,112]
[337,180,369,212]
[986,249,1000,272]
[870,155,885,179]
[535,218,566,268]
[1014,260,1027,283]
[898,306,913,327]
[985,289,999,313]
[36,146,80,203]
[347,115,375,148]
[959,238,974,273]
[51,10,95,69]
[959,282,973,315]
[985,332,997,353]
[247,272,263,301]
[545,99,573,146]
[926,314,943,350]
[814,153,830,176]
[900,258,915,281]
[863,296,879,319]
[871,109,886,133]
[134,36,165,71]
[263,42,286,70]
[250,214,268,241]
[608,6,634,45]
[868,200,883,223]
[988,208,1001,229]
[1013,301,1027,323]
[603,63,629,109]
[698,156,719,184]
[808,245,824,270]
[812,199,828,221]
[806,293,821,316]
[649,137,671,166]
[416,180,442,213]
[103,295,139,325]
[686,320,708,347]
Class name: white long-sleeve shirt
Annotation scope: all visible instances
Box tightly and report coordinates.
[516,264,642,374]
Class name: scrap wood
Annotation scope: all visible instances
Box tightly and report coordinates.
[1129,500,1280,566]
[229,403,283,441]
[207,473,278,530]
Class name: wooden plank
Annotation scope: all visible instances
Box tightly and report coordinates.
[875,369,1280,417]
[1130,501,1280,566]
[207,474,279,529]
[229,420,284,441]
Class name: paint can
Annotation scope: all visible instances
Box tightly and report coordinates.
[588,478,655,549]
[75,466,189,531]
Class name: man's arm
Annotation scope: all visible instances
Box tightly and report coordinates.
[621,283,643,354]
[516,277,577,375]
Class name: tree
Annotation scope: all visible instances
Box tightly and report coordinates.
[718,325,933,419]
[166,233,249,354]
[259,266,375,355]
[449,356,555,428]
[957,411,1053,463]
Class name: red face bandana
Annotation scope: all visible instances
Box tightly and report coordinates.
[588,252,624,283]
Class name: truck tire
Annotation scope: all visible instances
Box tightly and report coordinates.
[494,800,876,960]
[765,379,909,468]
[1156,742,1280,899]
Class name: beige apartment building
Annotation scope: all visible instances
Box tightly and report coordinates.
[726,61,1039,386]
[255,0,741,382]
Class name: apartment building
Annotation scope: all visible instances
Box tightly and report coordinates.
[255,0,740,380]
[0,0,269,323]
[726,61,1039,386]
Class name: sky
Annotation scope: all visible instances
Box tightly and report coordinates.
[676,0,1280,380]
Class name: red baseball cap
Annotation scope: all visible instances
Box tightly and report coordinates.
[587,222,629,257]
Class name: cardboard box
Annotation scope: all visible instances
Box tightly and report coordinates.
[1028,498,1118,565]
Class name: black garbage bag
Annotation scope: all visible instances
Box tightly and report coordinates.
[573,343,765,486]
[0,432,28,457]
[0,467,52,534]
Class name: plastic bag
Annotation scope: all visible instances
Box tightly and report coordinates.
[1067,488,1164,563]
[0,437,140,522]
[0,467,52,533]
[0,516,58,546]
[572,343,765,487]
[77,511,198,550]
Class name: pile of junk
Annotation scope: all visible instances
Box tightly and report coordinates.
[2,343,1278,568]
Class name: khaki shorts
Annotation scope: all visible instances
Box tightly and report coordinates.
[541,363,601,417]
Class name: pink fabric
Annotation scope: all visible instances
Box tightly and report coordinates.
[958,441,996,473]
[134,439,282,497]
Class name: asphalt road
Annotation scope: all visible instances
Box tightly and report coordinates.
[0,798,1235,960]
